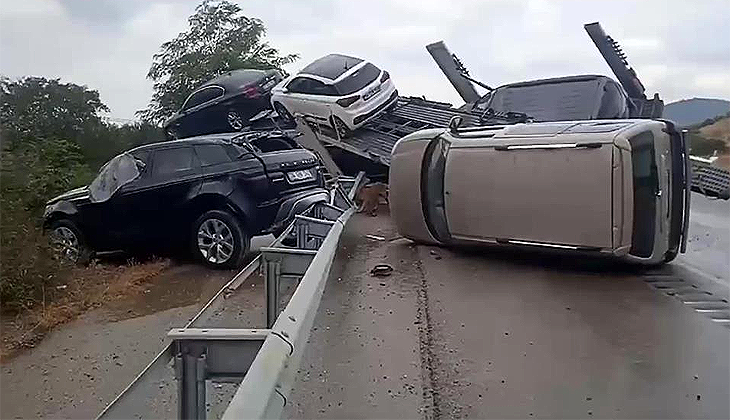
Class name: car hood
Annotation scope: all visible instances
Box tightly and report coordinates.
[47,185,90,205]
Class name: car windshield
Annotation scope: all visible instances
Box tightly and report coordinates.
[88,153,140,203]
[475,78,604,121]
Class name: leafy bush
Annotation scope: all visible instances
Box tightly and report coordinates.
[0,76,162,312]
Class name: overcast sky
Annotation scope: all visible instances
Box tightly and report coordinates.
[1,0,729,120]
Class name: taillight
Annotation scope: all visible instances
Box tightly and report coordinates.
[380,71,390,83]
[242,85,261,98]
[336,95,360,108]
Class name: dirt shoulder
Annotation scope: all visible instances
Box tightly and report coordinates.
[0,260,237,419]
[1,259,171,361]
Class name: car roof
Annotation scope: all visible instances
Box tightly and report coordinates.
[198,69,270,91]
[129,134,240,153]
[496,74,614,89]
[300,54,364,80]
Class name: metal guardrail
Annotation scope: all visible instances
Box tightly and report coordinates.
[690,156,730,199]
[97,173,366,420]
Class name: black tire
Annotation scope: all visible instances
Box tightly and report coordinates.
[227,109,245,131]
[191,210,248,268]
[48,220,92,266]
[663,249,678,263]
[330,115,351,138]
[273,102,294,123]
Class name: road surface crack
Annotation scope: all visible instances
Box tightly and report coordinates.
[414,247,442,420]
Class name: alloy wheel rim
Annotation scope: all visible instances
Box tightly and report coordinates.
[275,104,292,121]
[334,118,348,137]
[197,218,234,264]
[51,226,80,263]
[227,111,244,130]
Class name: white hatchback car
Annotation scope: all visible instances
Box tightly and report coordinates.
[270,54,398,137]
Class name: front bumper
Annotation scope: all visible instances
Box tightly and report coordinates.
[267,188,329,233]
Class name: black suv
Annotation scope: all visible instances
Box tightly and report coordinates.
[44,133,326,268]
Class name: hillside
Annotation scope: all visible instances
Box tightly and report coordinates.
[664,98,730,127]
[698,115,730,169]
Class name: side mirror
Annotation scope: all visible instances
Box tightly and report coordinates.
[281,87,289,93]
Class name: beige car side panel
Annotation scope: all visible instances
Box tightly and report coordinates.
[389,137,440,244]
[444,144,614,248]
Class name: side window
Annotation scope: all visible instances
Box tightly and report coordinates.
[130,150,150,175]
[597,82,629,119]
[628,131,658,257]
[286,77,308,93]
[308,80,338,96]
[183,86,224,110]
[152,148,195,178]
[195,144,232,166]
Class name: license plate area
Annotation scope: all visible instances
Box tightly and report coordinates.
[286,169,314,183]
[362,84,381,101]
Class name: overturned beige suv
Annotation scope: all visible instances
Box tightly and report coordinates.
[389,119,690,265]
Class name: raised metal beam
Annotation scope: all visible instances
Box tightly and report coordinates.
[293,115,344,177]
[426,41,480,103]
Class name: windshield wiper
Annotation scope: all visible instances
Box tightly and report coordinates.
[479,107,534,124]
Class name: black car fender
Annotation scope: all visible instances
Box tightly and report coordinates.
[199,177,234,197]
[43,201,78,230]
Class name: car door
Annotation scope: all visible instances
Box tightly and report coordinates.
[137,146,202,243]
[96,151,151,248]
[282,77,325,122]
[179,86,225,136]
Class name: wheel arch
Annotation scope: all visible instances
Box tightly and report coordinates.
[43,210,76,231]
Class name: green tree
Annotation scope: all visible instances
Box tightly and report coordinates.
[137,0,298,125]
[1,76,108,146]
[0,75,162,311]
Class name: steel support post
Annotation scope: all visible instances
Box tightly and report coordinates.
[174,351,207,420]
[264,260,281,329]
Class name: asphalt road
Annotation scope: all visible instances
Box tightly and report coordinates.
[677,192,730,287]
[288,207,730,418]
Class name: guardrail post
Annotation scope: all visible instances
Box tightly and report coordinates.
[265,260,281,329]
[296,222,309,249]
[174,349,207,420]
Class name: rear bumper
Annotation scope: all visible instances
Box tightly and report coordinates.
[267,188,329,233]
[353,89,399,127]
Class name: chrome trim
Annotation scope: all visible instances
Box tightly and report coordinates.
[680,129,691,253]
[495,142,603,151]
[181,85,225,111]
[508,239,579,250]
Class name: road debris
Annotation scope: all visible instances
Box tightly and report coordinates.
[370,264,394,277]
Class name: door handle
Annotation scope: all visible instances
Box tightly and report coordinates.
[655,189,662,197]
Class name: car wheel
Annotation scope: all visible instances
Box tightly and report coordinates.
[663,249,678,263]
[331,116,351,138]
[273,102,294,123]
[227,110,245,131]
[192,210,248,268]
[48,220,92,265]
